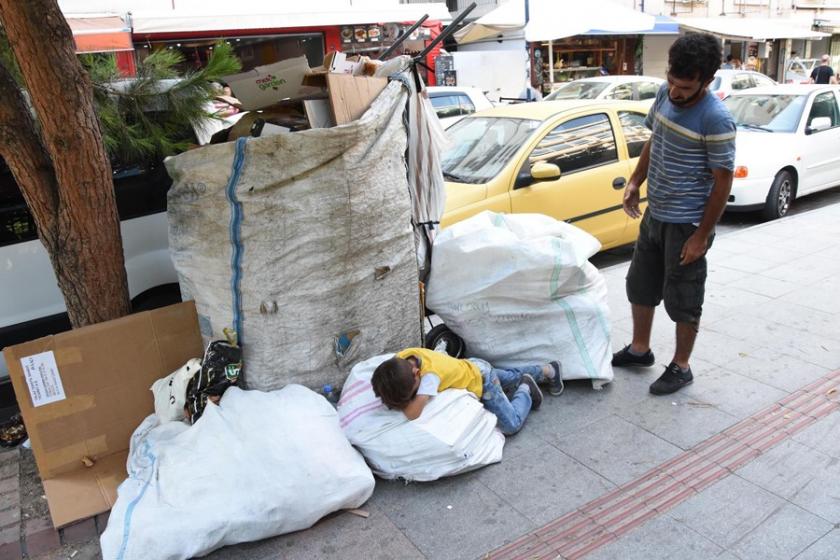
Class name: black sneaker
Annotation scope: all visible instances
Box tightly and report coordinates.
[548,361,565,396]
[521,374,543,410]
[612,345,655,367]
[650,363,693,395]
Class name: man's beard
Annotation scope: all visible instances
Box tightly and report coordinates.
[669,84,704,107]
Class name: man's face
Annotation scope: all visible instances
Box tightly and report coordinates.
[667,72,710,107]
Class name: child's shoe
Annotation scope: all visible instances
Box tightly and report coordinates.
[548,361,565,396]
[521,374,543,410]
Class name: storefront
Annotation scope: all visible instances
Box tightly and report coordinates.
[127,4,448,82]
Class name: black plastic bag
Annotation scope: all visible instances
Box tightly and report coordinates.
[186,339,242,423]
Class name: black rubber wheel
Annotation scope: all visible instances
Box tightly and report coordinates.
[424,324,466,358]
[762,170,794,221]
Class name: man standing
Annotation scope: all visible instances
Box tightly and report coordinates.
[809,54,837,85]
[612,33,736,395]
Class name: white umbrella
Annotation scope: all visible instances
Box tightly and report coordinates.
[455,0,656,44]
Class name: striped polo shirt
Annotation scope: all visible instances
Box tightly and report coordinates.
[644,84,736,223]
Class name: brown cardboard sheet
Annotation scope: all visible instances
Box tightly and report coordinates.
[3,301,203,527]
[326,73,388,125]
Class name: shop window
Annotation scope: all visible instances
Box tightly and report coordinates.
[618,112,651,159]
[529,113,618,175]
[807,92,840,129]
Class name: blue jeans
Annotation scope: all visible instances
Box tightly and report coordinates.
[469,359,543,436]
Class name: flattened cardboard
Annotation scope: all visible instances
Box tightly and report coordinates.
[326,74,388,125]
[224,56,315,110]
[3,301,203,527]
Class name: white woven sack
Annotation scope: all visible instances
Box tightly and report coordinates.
[101,386,374,560]
[426,211,613,388]
[338,354,505,481]
[165,80,421,393]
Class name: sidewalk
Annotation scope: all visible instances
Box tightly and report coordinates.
[3,201,839,560]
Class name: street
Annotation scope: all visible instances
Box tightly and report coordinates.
[592,185,840,269]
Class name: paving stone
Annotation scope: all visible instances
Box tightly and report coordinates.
[24,517,60,557]
[791,411,840,459]
[0,503,21,530]
[680,368,789,418]
[778,276,840,314]
[550,415,682,486]
[736,439,835,503]
[716,352,830,393]
[782,459,840,524]
[474,442,615,526]
[61,517,97,545]
[793,529,840,560]
[0,525,22,560]
[731,503,832,560]
[0,476,20,512]
[669,475,786,548]
[0,449,19,466]
[617,391,738,450]
[370,474,534,560]
[0,461,18,480]
[585,515,723,560]
[205,505,424,560]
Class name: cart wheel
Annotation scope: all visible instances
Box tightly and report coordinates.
[424,324,466,358]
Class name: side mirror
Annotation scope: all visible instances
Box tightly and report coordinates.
[807,116,832,134]
[531,161,561,181]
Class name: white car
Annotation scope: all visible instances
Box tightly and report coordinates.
[427,86,494,128]
[784,58,820,84]
[723,85,840,220]
[709,69,777,100]
[543,76,664,103]
[0,160,181,381]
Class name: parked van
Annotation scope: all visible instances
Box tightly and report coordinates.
[0,158,181,384]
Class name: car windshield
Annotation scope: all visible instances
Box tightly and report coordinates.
[442,117,541,184]
[723,94,807,133]
[545,81,609,100]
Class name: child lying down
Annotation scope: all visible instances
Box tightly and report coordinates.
[371,348,563,435]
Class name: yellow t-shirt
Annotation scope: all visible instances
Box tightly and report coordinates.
[396,348,483,398]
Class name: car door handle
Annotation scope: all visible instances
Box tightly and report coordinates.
[612,177,626,189]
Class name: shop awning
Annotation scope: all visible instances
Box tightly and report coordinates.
[584,15,679,36]
[675,17,830,41]
[67,15,133,53]
[130,3,451,35]
[454,0,657,44]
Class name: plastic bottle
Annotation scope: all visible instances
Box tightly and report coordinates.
[322,384,340,407]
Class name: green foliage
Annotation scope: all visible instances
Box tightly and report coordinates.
[82,42,242,165]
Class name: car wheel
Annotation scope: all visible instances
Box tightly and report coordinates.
[762,170,794,221]
[424,324,466,358]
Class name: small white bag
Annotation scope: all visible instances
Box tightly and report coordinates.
[150,358,201,422]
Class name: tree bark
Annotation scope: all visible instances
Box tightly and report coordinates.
[0,0,131,327]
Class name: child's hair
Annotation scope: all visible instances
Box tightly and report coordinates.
[371,357,416,410]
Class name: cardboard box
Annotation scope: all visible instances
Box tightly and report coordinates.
[326,74,388,125]
[224,56,317,111]
[3,302,204,527]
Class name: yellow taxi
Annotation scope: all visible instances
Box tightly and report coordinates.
[441,100,651,250]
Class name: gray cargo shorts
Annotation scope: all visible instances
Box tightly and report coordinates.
[626,210,714,325]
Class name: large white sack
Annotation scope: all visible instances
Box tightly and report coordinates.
[165,80,422,393]
[338,354,505,481]
[426,211,613,388]
[101,386,374,560]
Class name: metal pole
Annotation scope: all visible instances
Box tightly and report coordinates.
[548,39,554,86]
[378,15,429,60]
[413,2,477,62]
[525,0,531,100]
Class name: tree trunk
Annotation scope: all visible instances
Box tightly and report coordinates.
[0,0,131,327]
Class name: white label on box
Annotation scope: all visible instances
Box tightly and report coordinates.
[20,351,66,407]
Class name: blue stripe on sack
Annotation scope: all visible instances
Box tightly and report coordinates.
[226,138,248,344]
[116,441,157,560]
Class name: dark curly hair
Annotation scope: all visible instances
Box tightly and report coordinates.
[371,357,416,410]
[668,33,722,83]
